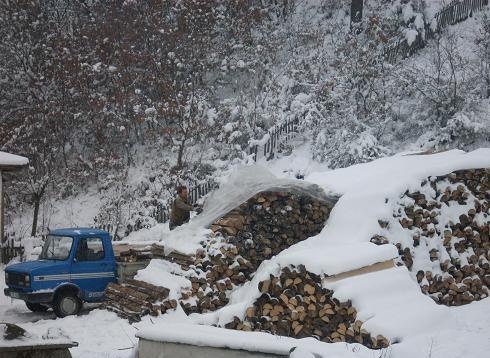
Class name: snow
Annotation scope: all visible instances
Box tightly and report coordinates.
[8,186,102,246]
[0,323,74,348]
[306,149,490,246]
[267,142,329,179]
[424,0,444,22]
[136,297,490,358]
[223,122,235,133]
[249,133,270,146]
[402,4,415,23]
[325,266,449,338]
[136,322,375,357]
[405,28,418,46]
[0,151,28,167]
[132,149,490,352]
[134,259,191,301]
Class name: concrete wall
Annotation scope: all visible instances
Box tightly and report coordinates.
[138,338,287,358]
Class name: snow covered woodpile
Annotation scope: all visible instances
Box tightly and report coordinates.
[374,168,489,306]
[224,265,390,349]
[210,191,333,269]
[179,190,334,314]
[104,189,335,320]
[103,279,175,323]
[103,244,201,321]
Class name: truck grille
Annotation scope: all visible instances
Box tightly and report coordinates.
[7,272,26,286]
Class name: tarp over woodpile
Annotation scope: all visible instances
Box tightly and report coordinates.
[157,165,339,256]
[194,164,339,230]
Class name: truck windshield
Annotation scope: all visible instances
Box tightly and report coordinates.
[39,235,73,260]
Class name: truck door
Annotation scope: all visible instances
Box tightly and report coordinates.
[71,237,116,301]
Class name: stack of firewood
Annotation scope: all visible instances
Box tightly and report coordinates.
[224,265,390,349]
[103,279,175,323]
[178,191,334,314]
[374,168,489,306]
[105,189,346,343]
[150,244,196,270]
[212,191,332,269]
[104,189,393,350]
[115,244,195,269]
[116,248,153,262]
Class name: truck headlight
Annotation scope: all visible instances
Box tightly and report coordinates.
[5,272,9,284]
[24,275,30,287]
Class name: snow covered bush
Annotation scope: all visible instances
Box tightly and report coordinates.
[474,14,490,99]
[438,110,490,150]
[313,127,390,169]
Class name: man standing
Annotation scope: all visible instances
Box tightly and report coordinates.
[169,185,196,230]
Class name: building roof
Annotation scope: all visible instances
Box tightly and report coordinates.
[0,151,28,171]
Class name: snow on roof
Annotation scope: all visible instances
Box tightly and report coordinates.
[136,322,375,356]
[0,151,28,168]
[49,228,110,237]
[0,324,75,348]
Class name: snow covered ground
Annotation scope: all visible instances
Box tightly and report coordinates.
[1,148,489,357]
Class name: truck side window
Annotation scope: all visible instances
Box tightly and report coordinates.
[76,238,105,261]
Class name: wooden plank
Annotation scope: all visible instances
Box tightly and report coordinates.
[126,279,170,299]
[322,259,395,284]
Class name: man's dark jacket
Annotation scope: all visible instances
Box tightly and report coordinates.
[169,196,193,230]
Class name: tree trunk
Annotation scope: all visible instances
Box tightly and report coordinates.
[351,0,363,24]
[486,75,490,98]
[31,194,40,237]
[176,138,186,169]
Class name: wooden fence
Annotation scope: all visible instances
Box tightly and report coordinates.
[248,116,301,162]
[384,0,488,62]
[151,180,217,224]
[435,0,488,30]
[97,179,218,239]
[1,237,24,264]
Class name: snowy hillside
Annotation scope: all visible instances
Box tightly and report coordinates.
[2,0,490,242]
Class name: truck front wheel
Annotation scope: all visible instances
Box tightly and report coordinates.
[53,292,82,317]
[25,302,48,312]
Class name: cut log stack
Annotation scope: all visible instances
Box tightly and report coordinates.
[116,248,153,262]
[115,244,195,268]
[103,279,175,323]
[224,265,390,349]
[373,168,489,306]
[104,188,358,349]
[103,189,392,350]
[215,191,333,270]
[150,244,196,270]
[178,191,334,314]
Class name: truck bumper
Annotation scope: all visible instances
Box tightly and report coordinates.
[4,288,54,304]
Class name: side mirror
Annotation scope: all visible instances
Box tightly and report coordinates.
[73,257,78,263]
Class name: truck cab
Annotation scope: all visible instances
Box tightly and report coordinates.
[4,228,117,317]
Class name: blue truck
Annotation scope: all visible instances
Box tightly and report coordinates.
[4,228,126,317]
